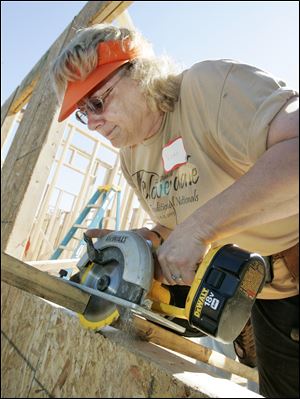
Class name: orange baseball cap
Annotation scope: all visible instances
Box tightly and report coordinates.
[58,38,141,122]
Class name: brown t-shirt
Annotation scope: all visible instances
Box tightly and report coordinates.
[120,59,299,299]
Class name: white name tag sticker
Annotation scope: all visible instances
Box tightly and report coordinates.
[162,137,187,173]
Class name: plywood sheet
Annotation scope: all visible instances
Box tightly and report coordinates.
[1,284,205,398]
[1,283,261,398]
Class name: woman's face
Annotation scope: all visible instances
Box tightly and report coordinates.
[80,69,160,148]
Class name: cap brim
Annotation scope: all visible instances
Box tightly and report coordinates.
[58,59,129,122]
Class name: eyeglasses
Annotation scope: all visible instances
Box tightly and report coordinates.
[75,66,128,125]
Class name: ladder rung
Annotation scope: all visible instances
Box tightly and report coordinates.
[86,204,101,208]
[73,224,89,229]
[58,245,74,251]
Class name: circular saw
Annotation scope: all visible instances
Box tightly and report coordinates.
[67,231,185,333]
[66,231,268,342]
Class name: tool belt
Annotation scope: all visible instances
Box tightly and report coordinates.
[233,318,257,368]
[271,242,299,283]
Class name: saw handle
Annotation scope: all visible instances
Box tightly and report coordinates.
[83,233,103,263]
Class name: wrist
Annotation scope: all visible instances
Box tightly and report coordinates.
[193,209,219,245]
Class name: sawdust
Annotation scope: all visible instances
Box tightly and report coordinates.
[111,309,141,347]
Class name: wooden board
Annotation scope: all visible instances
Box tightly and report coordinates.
[1,253,89,313]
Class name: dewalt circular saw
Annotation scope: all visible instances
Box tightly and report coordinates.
[66,231,268,343]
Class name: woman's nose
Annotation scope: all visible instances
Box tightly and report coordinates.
[87,112,105,131]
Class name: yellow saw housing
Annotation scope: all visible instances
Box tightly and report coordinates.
[148,245,267,342]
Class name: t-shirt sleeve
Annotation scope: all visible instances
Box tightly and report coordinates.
[183,60,298,167]
[216,61,298,163]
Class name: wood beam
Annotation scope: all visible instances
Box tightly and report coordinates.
[132,317,259,384]
[1,88,18,126]
[1,252,89,313]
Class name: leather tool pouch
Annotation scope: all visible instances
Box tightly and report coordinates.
[264,256,274,283]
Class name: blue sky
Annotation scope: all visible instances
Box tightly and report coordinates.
[1,1,299,106]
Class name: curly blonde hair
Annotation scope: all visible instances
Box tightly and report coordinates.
[51,23,183,113]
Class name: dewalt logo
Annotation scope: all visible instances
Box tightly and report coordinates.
[193,287,209,318]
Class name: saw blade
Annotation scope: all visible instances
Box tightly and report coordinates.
[77,260,122,329]
[67,280,186,334]
[75,240,148,329]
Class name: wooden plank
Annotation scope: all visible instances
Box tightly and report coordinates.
[27,258,78,267]
[1,87,18,125]
[27,258,79,275]
[132,316,259,384]
[1,252,89,313]
[91,1,134,25]
[1,88,19,152]
[1,113,16,150]
[1,51,49,116]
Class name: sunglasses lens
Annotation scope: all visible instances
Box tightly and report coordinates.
[90,98,104,114]
[75,82,115,124]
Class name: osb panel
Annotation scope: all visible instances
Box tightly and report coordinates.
[1,282,11,317]
[1,332,36,398]
[1,285,206,398]
[32,312,204,398]
[1,283,52,367]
